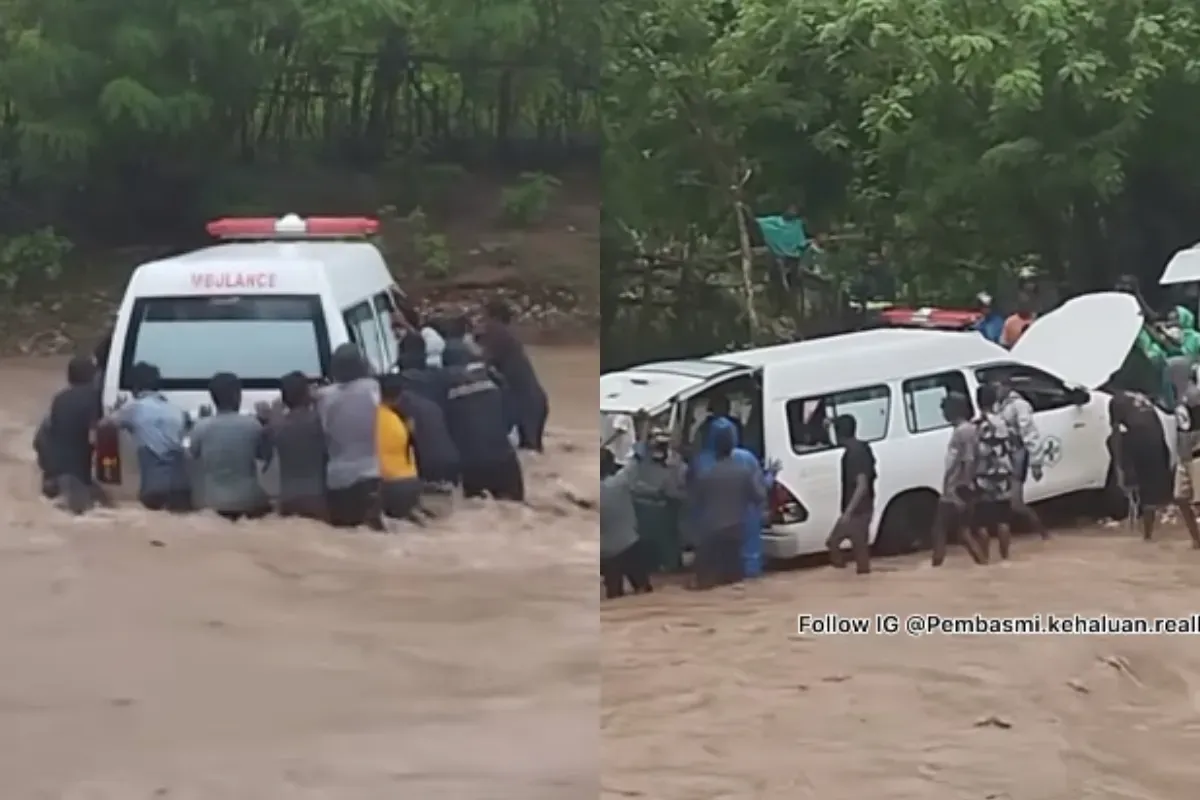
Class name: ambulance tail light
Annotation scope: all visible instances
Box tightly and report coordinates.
[769,480,808,526]
[205,214,379,240]
[94,421,122,485]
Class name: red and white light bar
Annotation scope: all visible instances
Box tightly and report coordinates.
[206,214,379,240]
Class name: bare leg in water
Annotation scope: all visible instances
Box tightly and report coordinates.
[960,523,986,565]
[996,522,1013,560]
[1011,494,1048,539]
[1177,501,1200,548]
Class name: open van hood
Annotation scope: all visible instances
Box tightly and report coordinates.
[600,371,705,415]
[1160,244,1200,286]
[1011,292,1143,389]
[600,360,756,414]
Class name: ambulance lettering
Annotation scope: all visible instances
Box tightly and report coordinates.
[190,272,278,290]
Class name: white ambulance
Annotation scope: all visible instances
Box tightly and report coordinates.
[601,292,1160,560]
[95,214,406,488]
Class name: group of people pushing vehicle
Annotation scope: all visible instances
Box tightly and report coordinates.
[600,327,1200,601]
[34,298,549,529]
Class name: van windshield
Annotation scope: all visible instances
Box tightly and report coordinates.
[118,294,331,391]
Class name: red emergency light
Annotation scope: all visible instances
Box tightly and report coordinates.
[205,214,379,240]
[877,306,982,330]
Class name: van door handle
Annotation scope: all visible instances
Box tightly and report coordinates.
[1073,421,1086,428]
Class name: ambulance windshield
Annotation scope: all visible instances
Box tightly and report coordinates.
[118,294,330,391]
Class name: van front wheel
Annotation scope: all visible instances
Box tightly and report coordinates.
[875,491,939,557]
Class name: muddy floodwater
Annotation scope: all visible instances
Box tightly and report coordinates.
[0,346,598,798]
[603,530,1200,800]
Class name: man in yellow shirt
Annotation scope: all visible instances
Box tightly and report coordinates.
[378,374,424,522]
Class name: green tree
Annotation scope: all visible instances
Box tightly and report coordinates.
[0,0,597,242]
[601,0,1200,366]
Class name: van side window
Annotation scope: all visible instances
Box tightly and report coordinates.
[974,365,1073,413]
[784,385,890,454]
[344,301,388,374]
[902,371,972,434]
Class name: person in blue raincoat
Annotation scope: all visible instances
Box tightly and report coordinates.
[688,416,773,579]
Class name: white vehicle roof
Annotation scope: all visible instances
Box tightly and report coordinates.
[600,291,1144,414]
[124,239,391,308]
[740,329,1004,400]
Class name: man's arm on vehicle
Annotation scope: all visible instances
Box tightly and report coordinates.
[1018,400,1042,467]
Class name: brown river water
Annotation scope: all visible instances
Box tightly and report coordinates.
[603,529,1200,800]
[11,344,1200,799]
[0,346,599,799]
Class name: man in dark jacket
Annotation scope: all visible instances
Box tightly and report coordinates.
[398,384,460,488]
[479,299,549,452]
[432,312,479,365]
[442,346,524,501]
[45,355,113,514]
[395,333,449,408]
[34,416,57,498]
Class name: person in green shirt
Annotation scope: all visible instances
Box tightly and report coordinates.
[1117,274,1174,405]
[1165,306,1200,357]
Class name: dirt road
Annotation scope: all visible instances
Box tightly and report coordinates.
[602,530,1200,800]
[0,347,598,799]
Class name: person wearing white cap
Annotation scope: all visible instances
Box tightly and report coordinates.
[421,325,446,368]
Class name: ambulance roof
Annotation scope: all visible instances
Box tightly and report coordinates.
[125,240,392,307]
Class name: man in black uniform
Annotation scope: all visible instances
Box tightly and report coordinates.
[1109,387,1175,540]
[442,346,525,501]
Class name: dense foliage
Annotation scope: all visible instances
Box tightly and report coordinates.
[602,0,1200,365]
[0,0,597,251]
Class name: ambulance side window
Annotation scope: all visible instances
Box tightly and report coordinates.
[784,385,891,454]
[373,291,398,365]
[344,301,388,375]
[902,371,972,434]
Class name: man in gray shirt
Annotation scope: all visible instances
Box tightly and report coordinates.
[261,370,327,520]
[189,372,271,521]
[599,449,652,599]
[317,343,384,531]
[689,424,765,590]
[932,392,985,566]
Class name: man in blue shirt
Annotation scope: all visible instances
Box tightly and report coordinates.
[973,292,1005,344]
[109,362,192,512]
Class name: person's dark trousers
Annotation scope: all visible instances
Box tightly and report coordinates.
[461,453,525,502]
[217,506,270,523]
[692,526,743,590]
[52,474,114,515]
[601,539,653,599]
[326,478,385,531]
[279,495,328,522]
[140,488,193,513]
[420,461,460,488]
[517,390,549,452]
[382,478,423,521]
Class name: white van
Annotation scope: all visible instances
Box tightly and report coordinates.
[601,292,1163,559]
[96,214,407,488]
